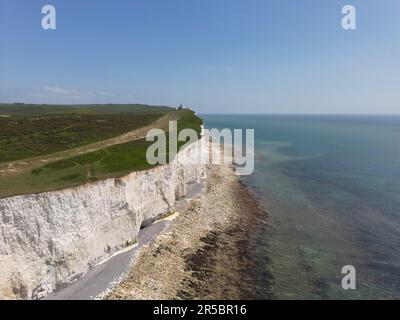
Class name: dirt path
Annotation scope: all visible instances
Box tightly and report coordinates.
[0,111,180,177]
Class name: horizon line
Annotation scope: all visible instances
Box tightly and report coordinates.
[200,113,400,116]
[1,102,400,116]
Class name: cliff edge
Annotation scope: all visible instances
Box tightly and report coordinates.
[0,140,205,299]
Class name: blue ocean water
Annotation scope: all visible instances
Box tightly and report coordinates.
[202,114,400,299]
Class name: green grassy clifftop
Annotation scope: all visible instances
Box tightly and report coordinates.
[0,104,202,198]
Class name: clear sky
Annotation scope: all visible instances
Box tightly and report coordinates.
[0,0,399,114]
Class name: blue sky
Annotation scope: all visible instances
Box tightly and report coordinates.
[0,0,399,114]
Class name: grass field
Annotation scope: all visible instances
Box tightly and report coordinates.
[0,113,165,162]
[0,103,171,115]
[0,104,202,198]
[0,103,173,162]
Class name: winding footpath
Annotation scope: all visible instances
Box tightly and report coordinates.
[0,111,181,178]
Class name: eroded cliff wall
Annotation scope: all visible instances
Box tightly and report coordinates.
[0,141,205,299]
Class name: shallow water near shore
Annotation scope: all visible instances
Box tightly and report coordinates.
[203,114,400,299]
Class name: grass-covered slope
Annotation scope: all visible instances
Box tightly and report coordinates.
[0,103,173,162]
[0,105,203,198]
[0,103,171,116]
[0,113,165,163]
[32,110,203,179]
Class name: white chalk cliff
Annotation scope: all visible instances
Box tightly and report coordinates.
[0,140,206,299]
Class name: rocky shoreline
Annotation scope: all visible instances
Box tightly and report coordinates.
[108,163,268,300]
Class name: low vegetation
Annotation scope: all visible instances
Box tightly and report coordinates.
[0,104,202,198]
[0,113,164,162]
[0,103,171,116]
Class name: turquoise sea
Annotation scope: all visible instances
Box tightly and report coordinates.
[202,114,400,299]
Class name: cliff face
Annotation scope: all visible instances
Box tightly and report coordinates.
[0,141,205,299]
